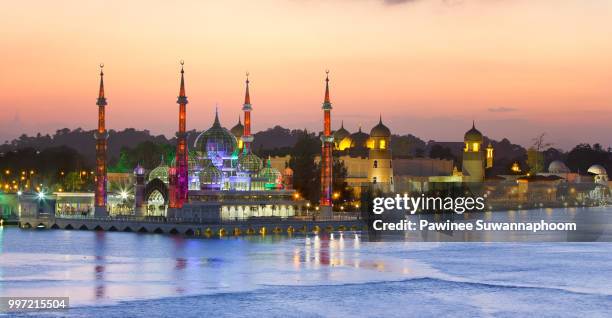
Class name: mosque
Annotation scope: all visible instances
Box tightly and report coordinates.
[268,116,495,199]
[128,68,300,221]
[139,109,296,220]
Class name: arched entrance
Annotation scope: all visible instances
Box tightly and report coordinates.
[144,178,169,217]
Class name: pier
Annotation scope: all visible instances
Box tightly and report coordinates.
[18,214,365,237]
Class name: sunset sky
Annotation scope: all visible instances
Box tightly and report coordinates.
[1,0,611,150]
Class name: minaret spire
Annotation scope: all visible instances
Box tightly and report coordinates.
[177,60,188,105]
[94,63,108,217]
[244,72,251,105]
[169,60,189,210]
[320,70,333,217]
[322,70,332,109]
[97,64,107,106]
[242,72,254,152]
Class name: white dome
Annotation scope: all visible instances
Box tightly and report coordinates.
[548,160,570,173]
[587,164,607,176]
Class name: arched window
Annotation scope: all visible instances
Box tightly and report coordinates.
[379,139,386,149]
[373,160,378,168]
[372,177,377,184]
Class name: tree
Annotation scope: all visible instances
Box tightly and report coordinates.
[532,133,553,152]
[289,131,319,204]
[332,158,355,211]
[566,143,612,174]
[429,145,456,162]
[527,133,553,174]
[527,147,545,174]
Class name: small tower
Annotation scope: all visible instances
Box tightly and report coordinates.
[133,163,145,216]
[230,116,244,151]
[368,115,393,191]
[169,61,189,210]
[320,71,334,217]
[486,143,494,169]
[94,64,108,217]
[282,162,294,190]
[462,121,485,182]
[241,73,254,153]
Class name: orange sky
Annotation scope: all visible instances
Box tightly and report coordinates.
[1,0,611,150]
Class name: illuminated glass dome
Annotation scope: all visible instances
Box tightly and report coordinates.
[257,159,282,189]
[238,151,262,173]
[199,160,222,188]
[148,157,169,184]
[171,149,200,172]
[194,110,238,165]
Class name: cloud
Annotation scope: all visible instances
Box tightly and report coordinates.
[488,107,518,113]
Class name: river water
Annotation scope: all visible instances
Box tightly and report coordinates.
[1,208,612,317]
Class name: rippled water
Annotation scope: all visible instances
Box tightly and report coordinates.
[1,210,612,317]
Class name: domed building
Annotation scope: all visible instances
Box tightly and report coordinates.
[324,116,395,195]
[587,164,608,177]
[548,160,570,174]
[368,116,393,187]
[199,159,223,190]
[238,151,262,173]
[348,127,370,154]
[258,159,283,190]
[194,110,239,169]
[148,156,170,184]
[588,164,609,185]
[333,121,350,150]
[461,122,487,182]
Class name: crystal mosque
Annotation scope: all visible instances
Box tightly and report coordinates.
[130,69,298,220]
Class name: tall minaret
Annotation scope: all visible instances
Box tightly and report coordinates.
[169,60,189,209]
[94,64,108,217]
[320,70,333,217]
[241,72,254,153]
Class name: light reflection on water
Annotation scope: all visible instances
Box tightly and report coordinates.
[0,226,444,307]
[0,207,611,313]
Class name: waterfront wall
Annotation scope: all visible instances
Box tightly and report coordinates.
[18,215,364,237]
